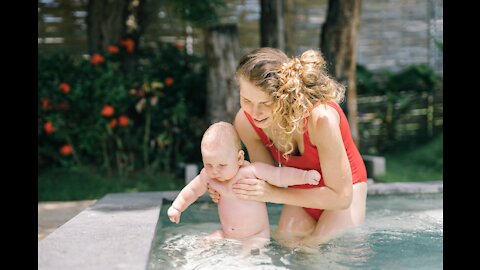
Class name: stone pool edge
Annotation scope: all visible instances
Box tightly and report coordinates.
[38,180,443,270]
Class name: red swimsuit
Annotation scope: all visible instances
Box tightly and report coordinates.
[244,100,367,220]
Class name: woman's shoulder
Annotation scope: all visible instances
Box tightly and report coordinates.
[234,108,249,126]
[234,109,259,139]
[309,101,340,126]
[306,101,342,145]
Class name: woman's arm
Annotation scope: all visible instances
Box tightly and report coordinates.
[307,105,353,209]
[233,105,353,210]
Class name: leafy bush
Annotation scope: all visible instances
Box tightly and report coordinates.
[356,64,443,153]
[38,42,208,177]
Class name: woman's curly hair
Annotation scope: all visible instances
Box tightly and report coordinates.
[236,47,345,158]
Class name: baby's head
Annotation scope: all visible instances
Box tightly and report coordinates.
[201,121,245,182]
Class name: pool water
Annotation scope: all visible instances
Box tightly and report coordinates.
[148,193,443,270]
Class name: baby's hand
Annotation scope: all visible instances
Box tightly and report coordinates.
[304,170,321,185]
[167,206,181,224]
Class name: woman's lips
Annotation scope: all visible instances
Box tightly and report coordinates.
[254,118,267,124]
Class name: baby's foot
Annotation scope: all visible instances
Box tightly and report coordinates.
[304,170,321,185]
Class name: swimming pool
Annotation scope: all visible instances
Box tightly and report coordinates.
[148,193,443,269]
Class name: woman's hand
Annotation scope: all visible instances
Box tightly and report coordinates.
[232,178,274,202]
[207,183,221,203]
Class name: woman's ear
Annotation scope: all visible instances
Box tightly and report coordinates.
[237,150,245,165]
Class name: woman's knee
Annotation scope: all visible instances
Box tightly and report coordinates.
[276,205,316,235]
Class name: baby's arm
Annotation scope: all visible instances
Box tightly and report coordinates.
[167,170,208,224]
[251,162,320,187]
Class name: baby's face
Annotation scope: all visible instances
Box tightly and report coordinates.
[202,148,240,182]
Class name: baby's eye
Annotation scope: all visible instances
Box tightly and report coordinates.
[219,164,226,167]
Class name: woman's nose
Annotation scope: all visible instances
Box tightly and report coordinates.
[251,105,261,118]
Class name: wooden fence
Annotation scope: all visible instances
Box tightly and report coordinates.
[357,89,443,154]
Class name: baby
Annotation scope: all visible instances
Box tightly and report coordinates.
[167,121,321,252]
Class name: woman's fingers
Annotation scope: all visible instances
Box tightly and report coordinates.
[233,183,259,191]
[232,178,268,201]
[235,178,261,186]
[233,178,274,202]
[233,188,263,196]
[233,178,263,191]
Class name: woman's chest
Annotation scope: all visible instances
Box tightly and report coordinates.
[263,128,306,156]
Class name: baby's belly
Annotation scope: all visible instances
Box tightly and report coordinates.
[218,199,269,239]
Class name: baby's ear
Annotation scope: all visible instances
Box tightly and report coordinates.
[237,150,245,165]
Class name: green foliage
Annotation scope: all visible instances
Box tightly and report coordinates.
[356,64,443,153]
[38,167,183,201]
[38,42,208,177]
[356,64,384,95]
[385,64,443,94]
[375,134,443,182]
[434,40,443,52]
[170,0,227,27]
[356,64,442,95]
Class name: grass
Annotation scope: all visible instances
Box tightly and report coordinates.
[38,167,184,201]
[38,135,443,201]
[374,134,443,182]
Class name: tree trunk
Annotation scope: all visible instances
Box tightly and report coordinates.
[260,0,285,51]
[320,0,362,146]
[284,0,296,56]
[87,0,157,74]
[86,0,129,54]
[205,24,241,124]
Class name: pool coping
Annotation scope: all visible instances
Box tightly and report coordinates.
[38,180,443,270]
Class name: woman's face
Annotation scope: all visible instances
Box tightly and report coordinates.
[238,77,274,129]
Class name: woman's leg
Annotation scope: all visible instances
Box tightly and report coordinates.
[273,204,316,248]
[300,182,368,247]
[274,182,367,248]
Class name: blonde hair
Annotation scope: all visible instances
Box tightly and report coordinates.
[236,47,345,158]
[201,121,242,152]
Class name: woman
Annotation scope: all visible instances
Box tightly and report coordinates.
[209,47,368,249]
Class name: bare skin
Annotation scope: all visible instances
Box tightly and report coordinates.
[168,127,321,252]
[208,77,368,249]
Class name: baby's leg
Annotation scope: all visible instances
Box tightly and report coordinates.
[206,229,225,241]
[240,228,270,255]
[197,229,226,251]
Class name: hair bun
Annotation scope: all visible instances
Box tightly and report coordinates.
[281,58,303,78]
[300,50,324,87]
